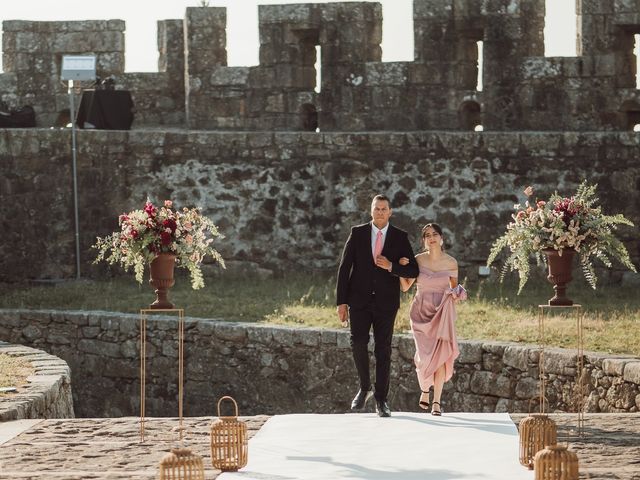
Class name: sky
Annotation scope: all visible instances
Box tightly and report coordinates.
[0,0,576,73]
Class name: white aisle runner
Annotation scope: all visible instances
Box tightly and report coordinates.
[219,412,534,480]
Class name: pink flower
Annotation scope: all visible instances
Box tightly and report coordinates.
[185,234,193,245]
[516,211,526,220]
[164,200,173,208]
[144,202,157,217]
[537,200,546,208]
[553,197,581,225]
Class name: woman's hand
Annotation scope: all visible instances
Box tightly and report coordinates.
[398,257,409,266]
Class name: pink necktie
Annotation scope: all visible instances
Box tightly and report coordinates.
[373,230,383,263]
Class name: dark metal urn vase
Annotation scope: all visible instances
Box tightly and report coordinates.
[149,253,176,309]
[543,248,575,306]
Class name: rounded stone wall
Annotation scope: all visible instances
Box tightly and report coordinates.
[0,341,74,421]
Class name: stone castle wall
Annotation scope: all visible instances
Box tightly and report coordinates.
[2,1,640,131]
[0,129,638,282]
[1,309,638,417]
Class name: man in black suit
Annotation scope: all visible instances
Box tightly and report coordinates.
[336,194,419,417]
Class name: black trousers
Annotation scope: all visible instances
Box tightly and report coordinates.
[349,301,397,402]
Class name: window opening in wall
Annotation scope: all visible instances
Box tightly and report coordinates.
[476,41,483,92]
[635,34,640,89]
[315,45,321,93]
[301,103,318,132]
[544,0,577,57]
[380,1,413,62]
[459,100,481,131]
[620,100,640,130]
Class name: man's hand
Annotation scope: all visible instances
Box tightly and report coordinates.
[375,255,392,271]
[337,304,349,327]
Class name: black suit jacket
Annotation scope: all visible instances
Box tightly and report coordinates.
[336,222,419,311]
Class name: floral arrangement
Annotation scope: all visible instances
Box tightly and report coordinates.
[487,181,636,292]
[93,200,225,289]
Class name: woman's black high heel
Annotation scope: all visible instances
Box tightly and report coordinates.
[419,391,430,410]
[431,401,442,416]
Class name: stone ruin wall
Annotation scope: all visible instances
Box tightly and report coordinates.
[1,0,640,280]
[1,129,639,283]
[2,0,640,131]
[1,310,639,418]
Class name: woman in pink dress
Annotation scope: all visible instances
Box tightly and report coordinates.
[399,223,465,416]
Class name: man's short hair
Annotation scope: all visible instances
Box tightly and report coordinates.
[372,194,391,207]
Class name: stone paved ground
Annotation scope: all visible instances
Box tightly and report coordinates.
[0,414,637,479]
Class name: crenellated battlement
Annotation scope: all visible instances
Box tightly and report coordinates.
[1,0,639,131]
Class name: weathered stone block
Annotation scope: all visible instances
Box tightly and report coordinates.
[365,62,408,86]
[210,67,250,86]
[470,371,512,397]
[623,362,640,384]
[247,326,274,345]
[213,323,247,343]
[521,58,562,79]
[542,349,578,375]
[457,340,483,364]
[414,0,454,19]
[294,329,320,347]
[503,346,530,371]
[76,339,121,358]
[259,4,314,24]
[603,358,630,376]
[515,377,539,399]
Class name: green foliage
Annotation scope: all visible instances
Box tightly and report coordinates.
[0,354,34,391]
[0,272,639,356]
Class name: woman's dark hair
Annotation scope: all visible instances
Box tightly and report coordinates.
[421,223,445,250]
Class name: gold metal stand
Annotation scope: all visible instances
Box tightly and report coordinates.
[139,308,185,442]
[538,304,584,437]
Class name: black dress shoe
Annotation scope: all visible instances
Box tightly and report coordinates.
[376,400,391,417]
[350,388,373,410]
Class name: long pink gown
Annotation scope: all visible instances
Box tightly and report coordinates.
[409,266,461,392]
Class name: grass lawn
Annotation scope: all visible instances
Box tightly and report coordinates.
[0,354,34,393]
[0,269,638,356]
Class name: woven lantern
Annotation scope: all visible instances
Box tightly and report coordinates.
[518,414,557,469]
[534,444,579,480]
[158,448,205,480]
[211,396,248,472]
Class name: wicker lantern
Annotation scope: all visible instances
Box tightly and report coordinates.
[534,444,579,480]
[211,396,248,472]
[158,448,205,480]
[519,414,558,469]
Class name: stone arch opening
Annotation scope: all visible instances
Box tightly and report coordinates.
[619,100,640,130]
[459,100,481,131]
[55,109,71,128]
[300,103,318,131]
